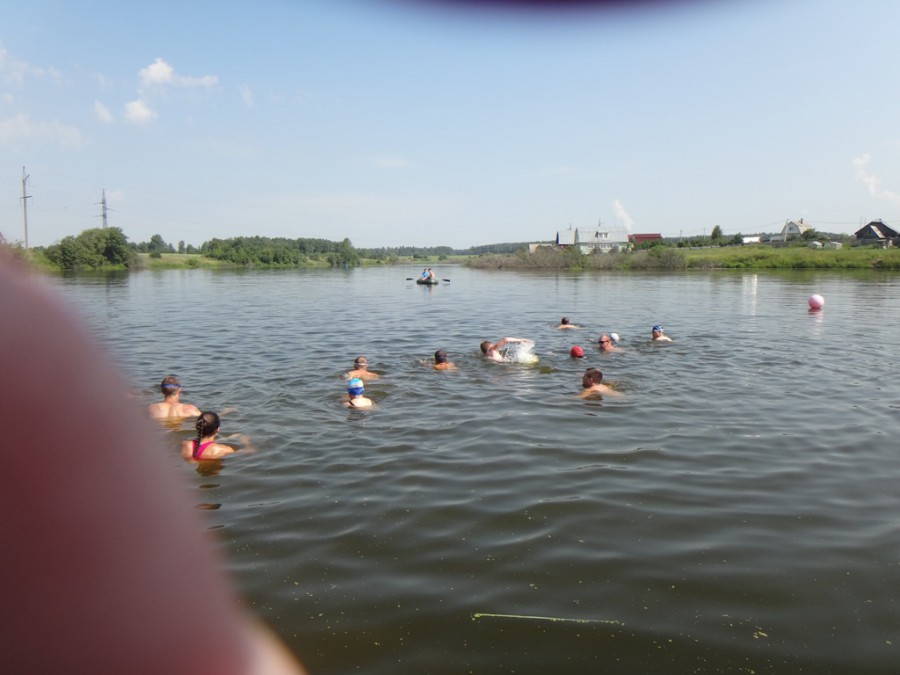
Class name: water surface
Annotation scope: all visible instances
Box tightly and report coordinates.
[50,266,900,674]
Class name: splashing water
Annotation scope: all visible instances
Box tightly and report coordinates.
[504,340,539,364]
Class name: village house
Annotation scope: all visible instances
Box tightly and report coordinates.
[628,233,663,246]
[556,226,630,253]
[768,219,812,242]
[853,219,899,247]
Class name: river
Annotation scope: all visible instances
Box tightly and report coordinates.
[48,265,900,674]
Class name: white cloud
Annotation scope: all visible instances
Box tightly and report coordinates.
[612,198,635,231]
[240,84,254,107]
[0,45,62,86]
[853,153,900,204]
[124,99,156,125]
[139,58,174,87]
[0,113,83,145]
[138,57,217,90]
[94,101,114,124]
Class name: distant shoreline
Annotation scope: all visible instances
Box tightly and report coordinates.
[466,245,900,271]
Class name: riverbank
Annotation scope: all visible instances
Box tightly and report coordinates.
[467,244,900,270]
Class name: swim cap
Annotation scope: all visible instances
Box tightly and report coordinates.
[570,345,584,358]
[347,378,364,396]
[652,325,663,332]
[610,332,620,343]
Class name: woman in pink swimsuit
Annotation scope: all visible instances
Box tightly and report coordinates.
[180,411,239,461]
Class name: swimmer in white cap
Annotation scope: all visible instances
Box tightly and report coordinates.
[651,325,673,342]
[344,378,374,408]
[598,334,623,353]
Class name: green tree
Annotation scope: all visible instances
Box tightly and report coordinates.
[711,225,723,241]
[178,240,186,254]
[44,227,135,270]
[147,234,175,254]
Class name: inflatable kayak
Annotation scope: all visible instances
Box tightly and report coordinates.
[416,278,439,285]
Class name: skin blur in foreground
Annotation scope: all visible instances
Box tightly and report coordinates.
[0,255,306,674]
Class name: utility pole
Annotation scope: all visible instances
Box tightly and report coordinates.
[21,167,31,251]
[99,189,108,228]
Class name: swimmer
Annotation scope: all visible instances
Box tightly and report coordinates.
[651,324,673,342]
[480,337,530,362]
[180,411,248,461]
[570,345,585,358]
[0,251,306,673]
[598,334,623,353]
[558,317,579,329]
[346,355,380,381]
[344,378,374,408]
[433,349,457,370]
[147,375,201,419]
[579,368,622,399]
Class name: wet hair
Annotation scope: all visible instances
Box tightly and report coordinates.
[354,356,368,368]
[194,411,221,456]
[434,349,448,363]
[560,317,570,325]
[582,368,604,388]
[160,375,181,396]
[480,341,492,354]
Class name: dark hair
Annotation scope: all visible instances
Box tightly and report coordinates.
[480,341,492,354]
[160,375,181,395]
[582,368,603,388]
[194,411,221,457]
[560,317,569,325]
[434,349,448,363]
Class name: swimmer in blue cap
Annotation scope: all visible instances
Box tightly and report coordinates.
[433,349,457,371]
[344,377,374,408]
[651,325,673,342]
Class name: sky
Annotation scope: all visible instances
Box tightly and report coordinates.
[2,0,899,249]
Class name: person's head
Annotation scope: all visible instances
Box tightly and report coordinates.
[480,341,493,355]
[354,356,369,370]
[347,378,365,397]
[582,368,603,388]
[570,345,584,358]
[598,334,612,349]
[434,349,449,364]
[652,324,664,337]
[160,375,182,397]
[196,411,220,439]
[560,317,570,325]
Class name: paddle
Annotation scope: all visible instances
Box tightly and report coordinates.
[442,278,451,282]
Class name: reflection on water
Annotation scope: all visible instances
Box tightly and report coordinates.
[49,267,900,674]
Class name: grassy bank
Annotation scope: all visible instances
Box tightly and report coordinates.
[467,245,900,271]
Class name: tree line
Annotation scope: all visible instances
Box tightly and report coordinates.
[29,228,363,271]
[23,226,533,271]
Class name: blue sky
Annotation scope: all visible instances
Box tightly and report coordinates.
[2,0,899,249]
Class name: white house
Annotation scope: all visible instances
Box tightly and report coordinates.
[782,219,812,238]
[556,226,630,253]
